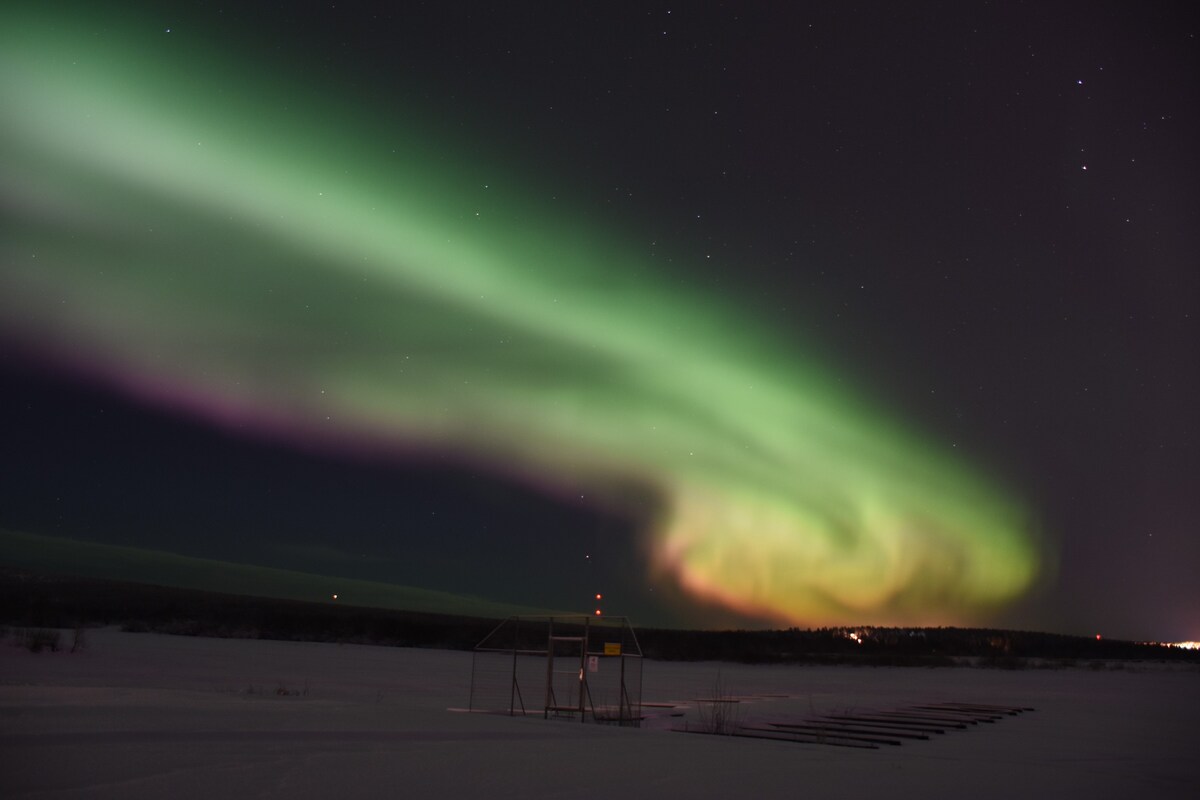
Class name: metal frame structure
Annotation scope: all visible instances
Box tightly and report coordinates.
[469,615,643,725]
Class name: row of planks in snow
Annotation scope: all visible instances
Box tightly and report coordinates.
[682,702,1035,750]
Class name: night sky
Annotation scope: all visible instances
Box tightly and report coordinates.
[1,2,1196,641]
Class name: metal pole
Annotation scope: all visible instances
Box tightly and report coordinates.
[509,617,520,715]
[619,648,627,722]
[579,615,589,722]
[544,617,554,719]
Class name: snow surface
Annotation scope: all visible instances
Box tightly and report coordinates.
[2,628,1196,798]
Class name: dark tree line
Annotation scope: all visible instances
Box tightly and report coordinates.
[3,568,1195,666]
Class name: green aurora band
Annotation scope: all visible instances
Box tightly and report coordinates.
[0,12,1039,626]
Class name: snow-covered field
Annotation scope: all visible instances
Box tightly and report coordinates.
[2,628,1196,798]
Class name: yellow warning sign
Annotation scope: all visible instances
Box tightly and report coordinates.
[603,642,621,656]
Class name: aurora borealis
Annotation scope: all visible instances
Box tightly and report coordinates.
[2,4,1196,639]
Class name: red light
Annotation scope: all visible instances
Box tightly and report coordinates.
[595,593,603,600]
[1096,634,1102,640]
[594,609,602,616]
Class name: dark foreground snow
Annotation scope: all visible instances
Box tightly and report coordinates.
[2,628,1196,798]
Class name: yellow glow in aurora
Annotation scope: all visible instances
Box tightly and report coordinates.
[0,10,1039,625]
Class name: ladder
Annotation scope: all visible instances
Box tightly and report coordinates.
[543,617,593,721]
